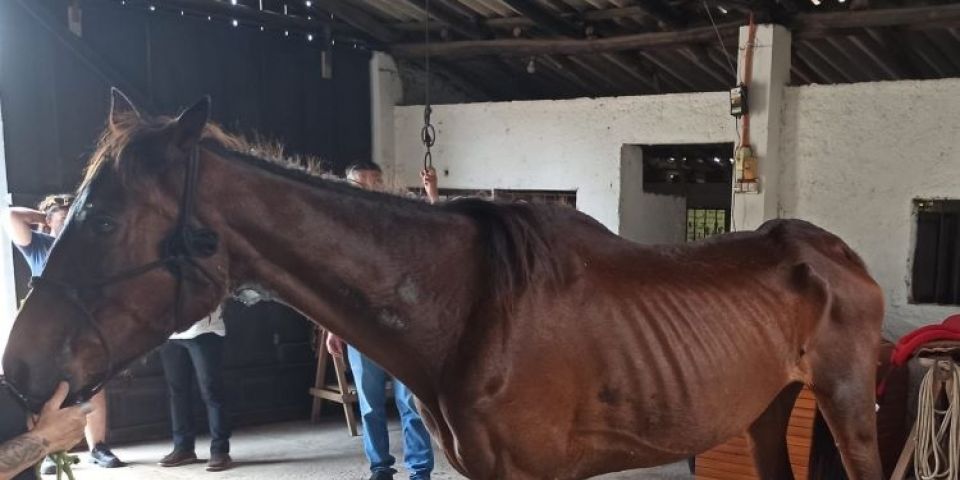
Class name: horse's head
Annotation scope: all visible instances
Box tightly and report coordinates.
[2,90,228,410]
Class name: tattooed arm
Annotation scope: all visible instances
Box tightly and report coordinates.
[0,433,48,479]
[0,383,87,480]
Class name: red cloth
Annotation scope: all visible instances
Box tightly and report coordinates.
[889,314,960,367]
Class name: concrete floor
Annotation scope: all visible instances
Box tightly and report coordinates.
[67,420,693,480]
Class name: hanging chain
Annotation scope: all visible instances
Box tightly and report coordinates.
[420,0,435,171]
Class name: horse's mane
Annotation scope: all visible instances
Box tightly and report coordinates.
[82,111,563,311]
[82,112,333,191]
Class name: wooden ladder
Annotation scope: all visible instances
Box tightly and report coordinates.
[309,328,359,436]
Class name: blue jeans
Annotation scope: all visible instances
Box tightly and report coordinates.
[348,346,433,480]
[160,333,231,454]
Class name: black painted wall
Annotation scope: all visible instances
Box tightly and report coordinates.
[0,0,370,442]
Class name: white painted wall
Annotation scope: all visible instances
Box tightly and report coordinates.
[388,64,960,336]
[370,52,403,181]
[393,93,734,233]
[779,78,960,337]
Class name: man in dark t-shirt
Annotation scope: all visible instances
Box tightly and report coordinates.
[4,195,124,473]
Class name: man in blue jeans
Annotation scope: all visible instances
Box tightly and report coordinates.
[326,162,438,480]
[158,305,232,472]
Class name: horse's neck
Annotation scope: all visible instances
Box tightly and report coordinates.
[200,152,477,396]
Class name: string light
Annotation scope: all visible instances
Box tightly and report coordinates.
[106,0,371,52]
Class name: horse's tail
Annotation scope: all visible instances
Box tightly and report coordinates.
[808,409,847,480]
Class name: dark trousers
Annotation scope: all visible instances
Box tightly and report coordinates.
[160,333,230,454]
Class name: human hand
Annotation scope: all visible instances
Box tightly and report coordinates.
[326,334,345,357]
[30,383,89,454]
[420,167,439,203]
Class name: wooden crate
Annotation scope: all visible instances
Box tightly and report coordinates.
[695,388,817,480]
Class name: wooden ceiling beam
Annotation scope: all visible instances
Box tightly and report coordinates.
[792,50,837,84]
[393,4,960,59]
[500,0,583,37]
[792,2,960,36]
[537,56,598,97]
[601,53,659,93]
[682,46,732,88]
[401,0,490,39]
[310,0,398,43]
[866,27,925,79]
[906,32,951,78]
[824,36,885,81]
[847,33,901,80]
[638,51,700,91]
[392,21,742,58]
[928,30,960,73]
[803,40,857,83]
[790,64,815,84]
[634,0,686,29]
[564,56,626,95]
[393,6,652,32]
[401,59,499,101]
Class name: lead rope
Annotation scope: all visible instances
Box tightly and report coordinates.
[419,0,435,173]
[915,360,960,480]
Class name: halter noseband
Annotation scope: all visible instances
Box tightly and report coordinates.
[19,146,221,404]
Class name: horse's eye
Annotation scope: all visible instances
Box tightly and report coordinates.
[90,216,118,235]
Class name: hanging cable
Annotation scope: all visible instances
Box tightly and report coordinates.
[420,0,435,171]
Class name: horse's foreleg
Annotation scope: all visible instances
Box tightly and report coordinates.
[807,335,884,480]
[747,382,803,480]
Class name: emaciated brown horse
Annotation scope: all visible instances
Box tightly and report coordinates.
[3,91,884,479]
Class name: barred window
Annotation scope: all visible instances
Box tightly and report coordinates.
[912,199,960,305]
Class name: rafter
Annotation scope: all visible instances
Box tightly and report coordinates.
[393,3,960,59]
[500,0,582,37]
[847,33,900,80]
[392,21,742,58]
[311,0,398,43]
[634,0,685,29]
[401,0,490,39]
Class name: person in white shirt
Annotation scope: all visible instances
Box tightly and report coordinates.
[157,305,232,472]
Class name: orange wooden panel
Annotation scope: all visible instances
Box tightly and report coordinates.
[696,386,816,480]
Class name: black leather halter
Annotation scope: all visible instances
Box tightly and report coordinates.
[15,146,221,405]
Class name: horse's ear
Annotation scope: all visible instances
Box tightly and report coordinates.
[109,87,140,129]
[173,96,211,151]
